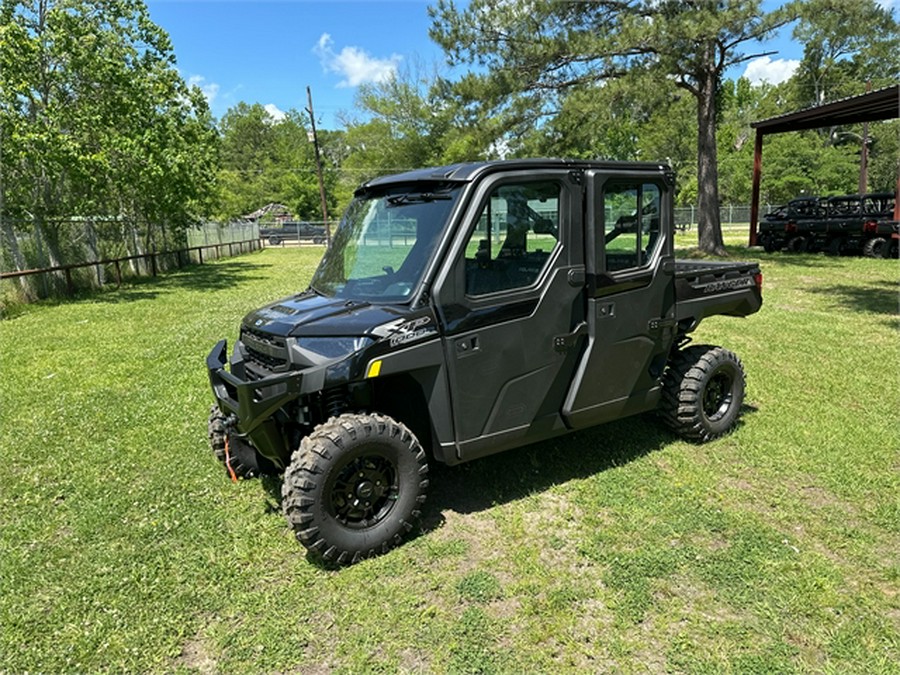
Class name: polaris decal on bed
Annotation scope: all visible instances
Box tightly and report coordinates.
[702,277,756,294]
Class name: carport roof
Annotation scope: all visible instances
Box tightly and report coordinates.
[751,84,899,133]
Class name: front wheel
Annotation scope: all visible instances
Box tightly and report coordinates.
[761,235,778,253]
[208,406,275,479]
[282,413,429,565]
[660,346,746,443]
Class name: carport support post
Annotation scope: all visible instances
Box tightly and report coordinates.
[749,130,764,247]
[895,173,900,222]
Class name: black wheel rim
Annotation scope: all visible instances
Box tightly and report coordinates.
[703,371,733,422]
[328,452,399,529]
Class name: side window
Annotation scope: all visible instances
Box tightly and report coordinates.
[464,181,561,296]
[602,183,661,272]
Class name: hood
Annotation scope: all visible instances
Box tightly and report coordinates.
[242,289,419,338]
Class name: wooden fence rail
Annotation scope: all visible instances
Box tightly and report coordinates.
[0,238,261,297]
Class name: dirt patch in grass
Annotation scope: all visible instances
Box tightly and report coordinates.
[430,510,504,574]
[522,492,589,568]
[175,635,216,674]
[784,629,827,670]
[397,647,432,672]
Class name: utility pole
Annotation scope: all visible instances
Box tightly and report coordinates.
[306,86,330,247]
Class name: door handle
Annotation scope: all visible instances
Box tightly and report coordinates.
[554,322,587,353]
[455,335,480,357]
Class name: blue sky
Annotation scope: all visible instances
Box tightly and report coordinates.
[147,0,444,129]
[143,1,887,130]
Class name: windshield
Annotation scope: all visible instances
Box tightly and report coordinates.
[310,184,462,302]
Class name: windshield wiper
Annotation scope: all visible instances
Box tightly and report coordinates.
[386,192,453,206]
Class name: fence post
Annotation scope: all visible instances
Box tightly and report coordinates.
[150,247,158,277]
[115,260,122,287]
[64,268,74,296]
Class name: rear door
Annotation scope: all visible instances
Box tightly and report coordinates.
[431,169,586,461]
[562,170,677,429]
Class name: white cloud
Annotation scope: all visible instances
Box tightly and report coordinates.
[314,33,402,88]
[187,75,220,105]
[742,56,800,86]
[264,103,286,122]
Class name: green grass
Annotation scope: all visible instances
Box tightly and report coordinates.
[1,245,898,673]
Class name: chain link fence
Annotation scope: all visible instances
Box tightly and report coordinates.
[187,221,260,248]
[2,220,260,306]
[674,204,774,230]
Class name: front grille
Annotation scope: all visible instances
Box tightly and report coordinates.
[241,327,289,373]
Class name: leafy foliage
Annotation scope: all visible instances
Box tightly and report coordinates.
[215,103,341,222]
[427,0,798,253]
[0,0,217,276]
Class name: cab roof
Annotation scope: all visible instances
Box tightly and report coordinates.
[356,158,673,194]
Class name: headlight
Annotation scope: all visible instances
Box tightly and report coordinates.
[291,336,373,366]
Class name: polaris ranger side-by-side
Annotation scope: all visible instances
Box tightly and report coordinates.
[207,160,763,565]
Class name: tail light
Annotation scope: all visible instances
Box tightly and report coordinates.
[785,222,797,233]
[754,272,763,291]
[863,220,877,233]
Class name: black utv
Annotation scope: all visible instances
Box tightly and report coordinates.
[207,159,762,565]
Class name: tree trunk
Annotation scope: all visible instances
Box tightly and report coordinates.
[0,218,35,300]
[695,50,726,256]
[84,220,106,286]
[127,221,146,275]
[0,128,34,298]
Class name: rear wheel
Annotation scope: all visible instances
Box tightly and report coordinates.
[827,237,845,256]
[282,413,429,565]
[863,237,889,259]
[268,236,281,246]
[661,346,746,443]
[786,235,808,253]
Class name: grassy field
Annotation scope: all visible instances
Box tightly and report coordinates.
[1,244,898,673]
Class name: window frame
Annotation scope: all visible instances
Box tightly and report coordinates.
[598,180,664,276]
[460,177,565,299]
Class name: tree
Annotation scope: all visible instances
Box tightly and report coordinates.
[792,0,899,107]
[429,0,796,254]
[0,0,216,283]
[340,62,469,185]
[216,103,339,221]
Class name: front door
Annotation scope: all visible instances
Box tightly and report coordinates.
[432,170,586,461]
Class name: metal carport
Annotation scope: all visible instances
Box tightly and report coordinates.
[748,84,900,245]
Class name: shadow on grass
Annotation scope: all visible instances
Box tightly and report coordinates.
[807,279,899,317]
[424,417,670,520]
[256,407,759,569]
[2,254,275,317]
[257,414,676,543]
[75,258,271,304]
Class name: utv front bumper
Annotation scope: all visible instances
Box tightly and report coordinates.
[207,339,322,464]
